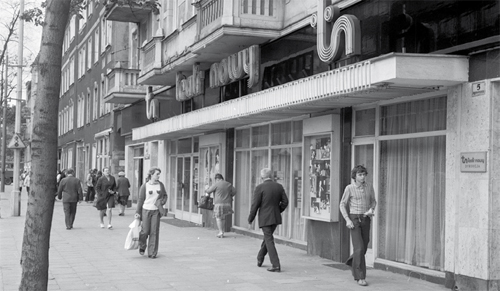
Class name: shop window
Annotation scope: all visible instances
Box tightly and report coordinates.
[234,121,305,241]
[354,108,376,136]
[262,51,314,90]
[193,136,199,153]
[178,138,192,154]
[380,97,447,135]
[235,128,250,148]
[251,125,269,147]
[133,146,144,157]
[292,120,303,143]
[221,78,248,102]
[378,136,445,270]
[271,121,291,145]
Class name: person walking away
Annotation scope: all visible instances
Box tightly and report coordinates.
[19,170,27,194]
[86,169,96,203]
[115,171,131,216]
[205,173,236,238]
[248,168,288,272]
[22,171,31,194]
[56,168,83,230]
[95,167,117,229]
[135,167,168,258]
[339,165,377,287]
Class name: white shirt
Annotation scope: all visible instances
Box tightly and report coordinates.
[142,182,161,211]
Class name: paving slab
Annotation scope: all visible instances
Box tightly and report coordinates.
[1,185,448,291]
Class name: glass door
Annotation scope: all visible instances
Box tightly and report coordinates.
[175,155,201,223]
[352,143,375,266]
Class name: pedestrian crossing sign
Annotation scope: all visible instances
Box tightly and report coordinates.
[7,134,26,149]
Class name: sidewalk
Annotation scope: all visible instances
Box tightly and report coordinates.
[0,186,448,291]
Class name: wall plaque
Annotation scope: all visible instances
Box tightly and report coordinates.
[460,152,487,173]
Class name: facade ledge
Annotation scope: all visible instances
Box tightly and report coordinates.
[132,53,469,141]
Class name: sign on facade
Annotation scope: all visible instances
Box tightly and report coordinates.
[460,152,487,172]
[471,81,486,97]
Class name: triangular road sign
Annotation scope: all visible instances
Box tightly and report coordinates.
[7,134,26,149]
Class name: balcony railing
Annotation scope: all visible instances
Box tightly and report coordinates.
[198,0,283,40]
[105,66,146,103]
[104,0,156,23]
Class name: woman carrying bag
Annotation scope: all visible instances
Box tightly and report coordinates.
[135,167,168,259]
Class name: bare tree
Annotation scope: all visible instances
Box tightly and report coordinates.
[19,0,70,289]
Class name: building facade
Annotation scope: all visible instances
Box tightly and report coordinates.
[58,0,147,182]
[101,0,499,289]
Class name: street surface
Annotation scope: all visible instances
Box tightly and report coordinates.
[1,185,447,290]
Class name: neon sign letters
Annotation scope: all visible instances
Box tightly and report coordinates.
[311,0,361,63]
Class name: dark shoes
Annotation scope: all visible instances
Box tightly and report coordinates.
[267,266,281,272]
[118,213,124,216]
[257,260,263,267]
[139,249,145,256]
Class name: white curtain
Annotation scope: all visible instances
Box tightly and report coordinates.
[379,137,445,270]
[378,97,447,270]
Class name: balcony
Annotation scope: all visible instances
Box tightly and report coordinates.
[192,0,283,59]
[138,0,285,86]
[103,0,157,23]
[104,64,146,104]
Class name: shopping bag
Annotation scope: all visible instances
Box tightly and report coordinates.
[198,195,214,210]
[124,219,140,250]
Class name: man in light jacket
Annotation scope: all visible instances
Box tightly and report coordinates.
[57,168,83,230]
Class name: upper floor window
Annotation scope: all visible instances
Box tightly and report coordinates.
[94,28,99,63]
[69,15,76,42]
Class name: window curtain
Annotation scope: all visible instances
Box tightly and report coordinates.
[378,97,446,270]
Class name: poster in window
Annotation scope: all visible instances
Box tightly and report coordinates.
[303,134,332,221]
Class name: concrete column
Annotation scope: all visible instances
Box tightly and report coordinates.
[445,78,500,290]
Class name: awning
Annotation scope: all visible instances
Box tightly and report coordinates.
[132,53,468,142]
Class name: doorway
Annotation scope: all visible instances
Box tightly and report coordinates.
[175,155,201,223]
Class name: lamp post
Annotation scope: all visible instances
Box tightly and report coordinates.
[1,54,7,193]
[11,0,24,216]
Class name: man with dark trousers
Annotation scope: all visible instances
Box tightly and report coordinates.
[339,165,377,287]
[57,168,83,230]
[248,168,289,272]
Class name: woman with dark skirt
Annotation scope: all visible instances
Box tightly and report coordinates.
[95,167,116,229]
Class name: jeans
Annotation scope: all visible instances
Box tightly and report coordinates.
[346,214,371,280]
[139,209,161,257]
[257,224,280,268]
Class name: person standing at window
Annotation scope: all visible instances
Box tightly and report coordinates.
[339,165,377,287]
[205,173,236,238]
[135,167,168,259]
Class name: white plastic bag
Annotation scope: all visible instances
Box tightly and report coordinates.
[124,219,140,250]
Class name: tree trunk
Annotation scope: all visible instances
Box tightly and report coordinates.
[19,1,70,290]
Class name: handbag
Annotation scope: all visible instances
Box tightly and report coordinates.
[198,195,214,210]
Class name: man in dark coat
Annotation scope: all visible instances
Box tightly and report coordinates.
[248,168,289,272]
[56,168,83,230]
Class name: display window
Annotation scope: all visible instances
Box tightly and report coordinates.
[302,133,334,221]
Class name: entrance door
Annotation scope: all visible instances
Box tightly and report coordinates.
[352,143,375,266]
[133,158,143,203]
[175,156,201,223]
